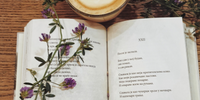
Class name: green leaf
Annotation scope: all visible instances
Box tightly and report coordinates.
[46,82,51,93]
[35,57,46,63]
[59,24,64,29]
[24,82,33,86]
[82,48,85,56]
[34,90,38,93]
[47,52,53,61]
[61,45,66,56]
[50,26,56,34]
[47,74,51,82]
[79,56,84,63]
[46,94,55,98]
[49,23,56,26]
[64,42,74,45]
[39,62,46,67]
[84,47,93,50]
[56,42,75,47]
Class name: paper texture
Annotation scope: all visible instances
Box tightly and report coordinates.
[184,24,200,100]
[15,32,24,100]
[21,19,107,100]
[108,17,192,100]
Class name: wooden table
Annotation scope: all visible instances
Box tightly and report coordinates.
[0,0,199,99]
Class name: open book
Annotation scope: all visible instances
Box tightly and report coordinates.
[15,17,200,100]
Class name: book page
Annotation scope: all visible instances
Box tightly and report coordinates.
[14,32,24,100]
[184,24,200,100]
[21,19,107,100]
[108,17,192,100]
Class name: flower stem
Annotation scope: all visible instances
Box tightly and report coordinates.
[48,81,60,86]
[34,84,41,100]
[32,45,82,88]
[47,42,49,56]
[42,6,63,81]
[34,6,63,100]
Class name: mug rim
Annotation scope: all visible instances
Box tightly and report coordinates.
[67,0,130,17]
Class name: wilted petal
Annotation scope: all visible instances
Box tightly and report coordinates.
[59,45,71,56]
[75,27,79,32]
[72,29,75,33]
[41,8,55,19]
[20,86,33,99]
[60,78,76,89]
[78,23,83,31]
[39,33,51,42]
[72,23,87,36]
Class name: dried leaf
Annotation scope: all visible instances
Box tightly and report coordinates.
[50,26,56,34]
[24,82,33,86]
[46,94,55,97]
[47,74,51,82]
[47,52,53,61]
[61,45,66,56]
[49,23,56,26]
[46,82,51,93]
[39,62,46,67]
[82,49,85,56]
[35,57,46,63]
[79,56,84,63]
[84,47,93,50]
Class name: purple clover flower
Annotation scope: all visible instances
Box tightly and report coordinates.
[41,8,55,19]
[174,0,183,3]
[59,45,71,56]
[20,86,33,99]
[72,23,87,36]
[39,33,51,42]
[60,78,76,89]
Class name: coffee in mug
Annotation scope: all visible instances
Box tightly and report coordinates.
[67,0,129,22]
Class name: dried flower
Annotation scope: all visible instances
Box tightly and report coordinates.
[59,45,71,56]
[81,38,93,48]
[41,8,55,19]
[60,78,76,89]
[26,68,37,76]
[20,87,33,99]
[72,23,87,36]
[39,33,51,42]
[174,0,183,3]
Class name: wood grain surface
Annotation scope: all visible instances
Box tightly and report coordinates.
[0,0,199,99]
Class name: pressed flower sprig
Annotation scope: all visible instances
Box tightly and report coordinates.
[19,0,93,100]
